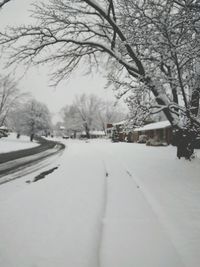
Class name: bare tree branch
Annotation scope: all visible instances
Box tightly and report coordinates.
[0,0,11,9]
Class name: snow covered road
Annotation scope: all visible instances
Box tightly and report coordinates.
[0,139,199,267]
[0,142,64,185]
[0,141,106,267]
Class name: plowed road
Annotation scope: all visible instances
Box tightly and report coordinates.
[0,137,65,184]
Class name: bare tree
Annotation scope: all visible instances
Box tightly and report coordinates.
[0,75,27,126]
[62,96,125,137]
[62,104,83,138]
[63,94,104,138]
[98,100,126,133]
[0,0,200,158]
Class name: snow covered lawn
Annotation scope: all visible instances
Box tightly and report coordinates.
[0,139,200,267]
[0,133,39,153]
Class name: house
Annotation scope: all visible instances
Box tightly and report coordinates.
[107,120,173,145]
[80,130,106,139]
[132,121,173,145]
[107,121,127,142]
[106,123,113,138]
[90,130,106,138]
[0,125,9,138]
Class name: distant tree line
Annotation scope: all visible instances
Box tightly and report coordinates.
[62,94,125,138]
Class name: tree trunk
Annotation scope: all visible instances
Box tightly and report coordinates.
[175,129,195,160]
[145,77,175,125]
[190,76,200,116]
[73,130,77,139]
[85,130,90,139]
[143,77,200,160]
[30,133,34,142]
[84,124,90,139]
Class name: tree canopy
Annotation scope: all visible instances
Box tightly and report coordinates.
[0,0,200,157]
[10,98,52,137]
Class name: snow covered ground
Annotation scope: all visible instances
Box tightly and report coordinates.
[0,133,39,153]
[0,139,200,267]
[92,140,200,267]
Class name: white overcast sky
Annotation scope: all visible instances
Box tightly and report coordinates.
[0,0,119,122]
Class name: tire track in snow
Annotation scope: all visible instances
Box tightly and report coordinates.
[79,142,109,267]
[91,142,185,267]
[97,159,109,267]
[0,144,65,185]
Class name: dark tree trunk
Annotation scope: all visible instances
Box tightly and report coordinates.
[190,78,200,116]
[84,123,90,139]
[30,133,34,142]
[146,79,175,125]
[175,129,195,160]
[73,130,77,139]
[172,88,178,104]
[85,131,90,139]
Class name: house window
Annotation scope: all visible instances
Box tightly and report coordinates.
[159,129,164,139]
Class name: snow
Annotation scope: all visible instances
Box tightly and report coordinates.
[90,130,105,136]
[94,141,200,267]
[0,139,200,267]
[134,120,171,131]
[113,120,127,126]
[99,154,183,267]
[0,125,8,130]
[0,133,39,153]
[0,144,63,185]
[81,130,106,136]
[0,141,105,267]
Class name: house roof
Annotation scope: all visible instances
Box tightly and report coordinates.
[0,126,8,130]
[134,121,171,132]
[81,130,106,136]
[90,130,105,136]
[113,120,127,126]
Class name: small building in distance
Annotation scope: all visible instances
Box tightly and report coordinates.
[80,130,106,139]
[0,125,9,138]
[107,121,127,142]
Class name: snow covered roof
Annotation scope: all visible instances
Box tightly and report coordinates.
[90,131,105,136]
[81,130,106,136]
[0,125,8,130]
[113,120,127,126]
[134,121,171,132]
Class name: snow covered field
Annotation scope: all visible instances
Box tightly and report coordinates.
[0,133,39,153]
[0,139,200,267]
